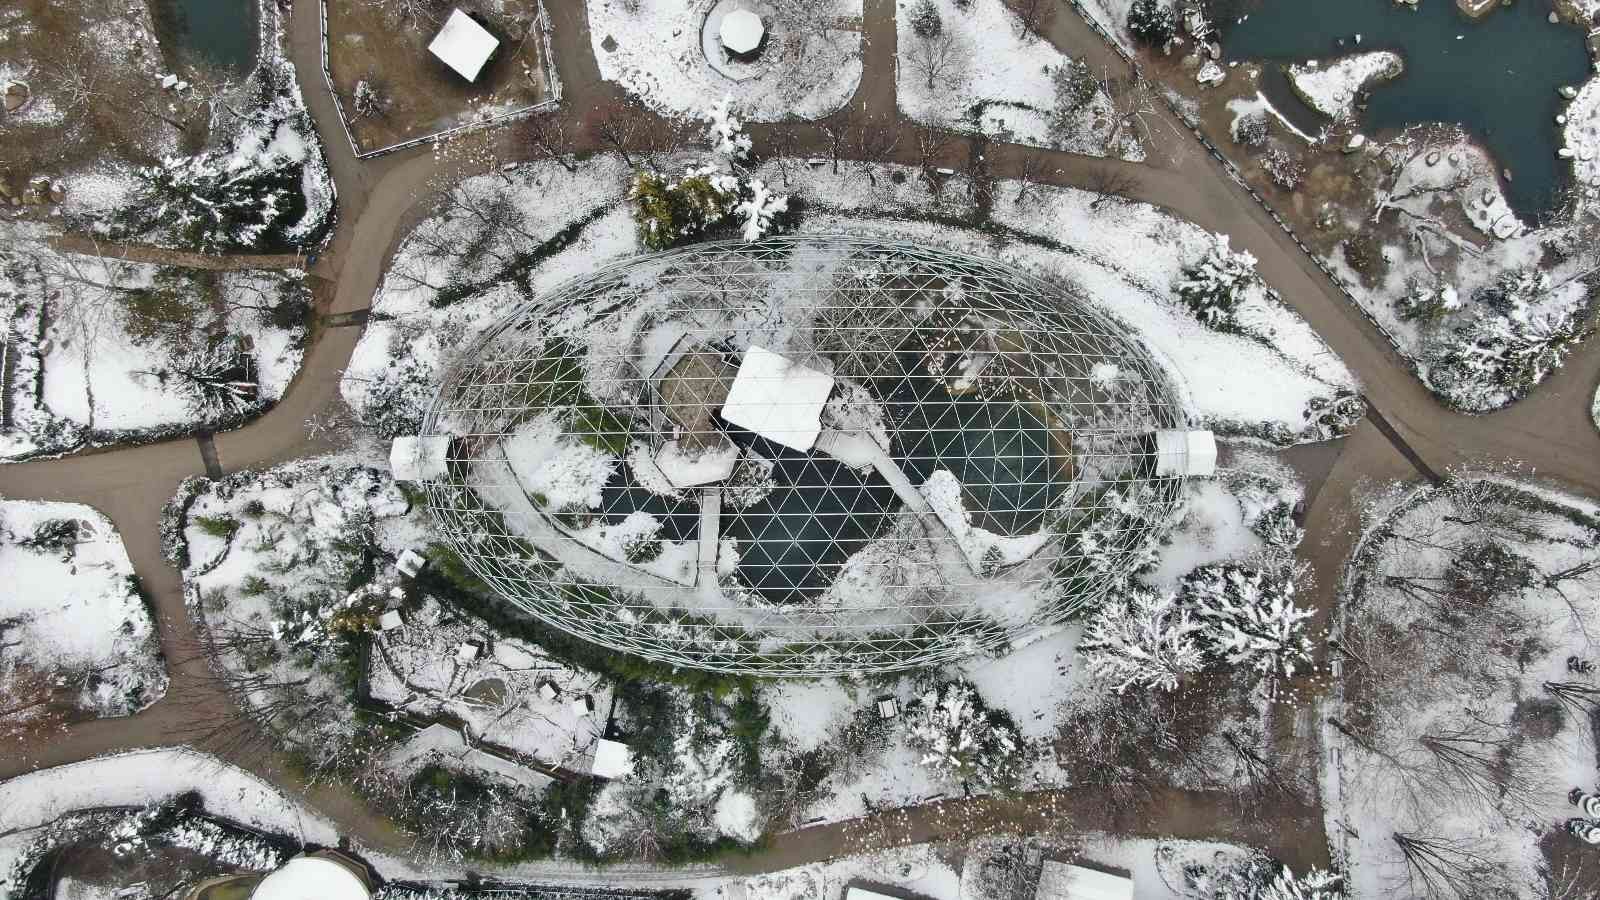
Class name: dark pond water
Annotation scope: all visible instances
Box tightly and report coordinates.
[150,0,260,75]
[1221,0,1592,219]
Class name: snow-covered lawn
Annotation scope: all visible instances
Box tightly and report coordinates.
[1286,52,1403,121]
[586,0,863,121]
[0,498,166,725]
[894,0,1145,160]
[0,228,310,461]
[1329,477,1600,898]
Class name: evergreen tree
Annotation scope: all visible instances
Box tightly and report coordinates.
[1175,234,1260,331]
[1180,563,1313,680]
[905,680,1023,789]
[1080,584,1204,693]
[1127,0,1177,46]
[909,0,943,39]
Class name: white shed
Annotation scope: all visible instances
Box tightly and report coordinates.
[591,738,634,778]
[390,435,450,482]
[1035,861,1133,900]
[720,346,835,452]
[428,9,500,82]
[1153,429,1217,477]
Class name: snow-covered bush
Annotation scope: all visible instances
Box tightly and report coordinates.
[1184,852,1343,900]
[1051,59,1097,115]
[1396,277,1461,324]
[1080,584,1204,693]
[1176,234,1260,332]
[905,680,1023,790]
[1261,147,1305,191]
[1233,112,1269,148]
[1127,0,1177,45]
[1181,563,1313,680]
[1425,269,1591,412]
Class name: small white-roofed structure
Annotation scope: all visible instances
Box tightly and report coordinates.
[721,346,835,452]
[719,9,765,55]
[378,609,404,631]
[1035,861,1133,900]
[428,9,500,82]
[1153,429,1217,477]
[250,855,371,900]
[397,548,428,578]
[390,435,450,482]
[591,738,634,778]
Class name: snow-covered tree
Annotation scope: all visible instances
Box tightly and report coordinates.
[133,151,297,253]
[148,341,258,418]
[629,167,739,250]
[1426,269,1590,412]
[734,179,789,241]
[704,94,752,162]
[1396,277,1460,324]
[1181,563,1313,680]
[905,681,1023,790]
[352,79,386,120]
[1081,584,1205,693]
[1052,59,1098,115]
[1127,0,1177,46]
[1176,234,1260,331]
[909,0,943,38]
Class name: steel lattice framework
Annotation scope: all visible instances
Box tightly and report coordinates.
[416,236,1190,676]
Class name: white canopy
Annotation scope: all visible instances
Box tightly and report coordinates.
[719,9,765,54]
[1153,429,1217,477]
[251,856,370,900]
[1036,861,1133,900]
[390,435,450,482]
[720,346,834,452]
[428,9,500,82]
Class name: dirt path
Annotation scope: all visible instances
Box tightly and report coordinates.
[1,0,1598,879]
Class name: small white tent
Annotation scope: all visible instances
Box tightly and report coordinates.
[1153,429,1217,477]
[390,435,450,482]
[428,10,500,82]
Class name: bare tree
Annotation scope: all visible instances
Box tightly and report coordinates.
[1391,831,1506,900]
[590,100,653,168]
[1084,163,1139,210]
[903,29,969,92]
[849,114,903,187]
[1010,0,1055,42]
[763,122,803,186]
[0,662,70,743]
[819,115,852,176]
[521,114,577,173]
[1012,153,1046,207]
[914,123,953,179]
[363,0,445,32]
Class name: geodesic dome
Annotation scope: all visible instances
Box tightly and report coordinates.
[415,236,1190,676]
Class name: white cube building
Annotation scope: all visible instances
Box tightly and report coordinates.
[428,9,500,82]
[1154,429,1217,477]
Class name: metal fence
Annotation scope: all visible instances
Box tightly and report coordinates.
[316,0,563,161]
[1061,0,1414,367]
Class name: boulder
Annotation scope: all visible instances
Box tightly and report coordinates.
[2,81,29,114]
[1196,61,1226,86]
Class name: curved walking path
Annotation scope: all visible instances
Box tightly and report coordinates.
[1,0,1597,879]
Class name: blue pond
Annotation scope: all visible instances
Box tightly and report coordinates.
[1221,0,1592,219]
[152,0,259,75]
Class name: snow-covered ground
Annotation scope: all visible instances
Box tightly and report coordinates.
[369,596,614,771]
[0,498,166,723]
[350,155,1357,446]
[1286,52,1403,121]
[0,228,309,461]
[1329,477,1600,898]
[894,0,1145,160]
[586,0,862,121]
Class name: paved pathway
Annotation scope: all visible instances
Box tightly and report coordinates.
[1,0,1597,879]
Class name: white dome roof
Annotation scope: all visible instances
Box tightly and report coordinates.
[252,857,370,900]
[719,9,764,54]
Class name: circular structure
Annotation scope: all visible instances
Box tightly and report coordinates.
[719,9,765,56]
[251,856,371,900]
[417,237,1190,676]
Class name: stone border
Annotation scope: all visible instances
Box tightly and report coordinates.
[316,0,564,160]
